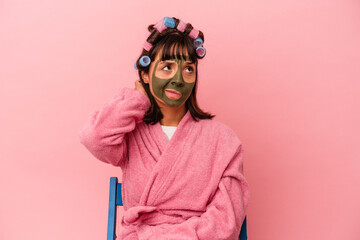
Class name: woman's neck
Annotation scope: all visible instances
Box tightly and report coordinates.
[159,105,186,126]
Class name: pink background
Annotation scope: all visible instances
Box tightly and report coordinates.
[1,0,359,239]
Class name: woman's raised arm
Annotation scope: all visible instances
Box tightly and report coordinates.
[77,86,150,167]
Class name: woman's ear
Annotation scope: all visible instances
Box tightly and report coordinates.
[141,71,149,84]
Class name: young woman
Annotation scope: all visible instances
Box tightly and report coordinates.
[78,16,250,240]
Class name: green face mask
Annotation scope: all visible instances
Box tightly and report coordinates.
[151,56,196,107]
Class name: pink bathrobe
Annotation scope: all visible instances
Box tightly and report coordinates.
[78,87,250,240]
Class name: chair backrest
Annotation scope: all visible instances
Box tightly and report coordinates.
[107,177,247,240]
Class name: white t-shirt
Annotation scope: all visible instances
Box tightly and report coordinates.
[160,125,177,141]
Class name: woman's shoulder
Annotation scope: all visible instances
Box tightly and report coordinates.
[197,117,243,146]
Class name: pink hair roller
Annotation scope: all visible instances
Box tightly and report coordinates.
[177,20,187,32]
[188,28,199,39]
[154,20,166,33]
[143,41,153,51]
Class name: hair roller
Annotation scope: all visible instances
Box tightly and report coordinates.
[194,37,203,48]
[143,41,153,52]
[177,20,187,32]
[188,28,200,39]
[196,47,206,58]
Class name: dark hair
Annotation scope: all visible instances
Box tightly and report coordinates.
[135,17,215,125]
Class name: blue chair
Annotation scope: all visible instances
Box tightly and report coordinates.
[107,177,248,240]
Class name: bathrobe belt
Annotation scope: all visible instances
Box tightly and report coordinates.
[123,205,192,226]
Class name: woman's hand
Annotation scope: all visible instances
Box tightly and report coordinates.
[134,80,150,102]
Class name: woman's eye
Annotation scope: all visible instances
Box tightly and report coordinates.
[162,65,171,71]
[185,67,194,73]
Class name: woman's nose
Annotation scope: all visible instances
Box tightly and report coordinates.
[170,71,184,86]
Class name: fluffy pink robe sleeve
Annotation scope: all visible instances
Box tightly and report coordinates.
[78,87,250,240]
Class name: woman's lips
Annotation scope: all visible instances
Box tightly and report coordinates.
[165,89,182,100]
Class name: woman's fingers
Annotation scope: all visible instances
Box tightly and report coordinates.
[134,80,149,101]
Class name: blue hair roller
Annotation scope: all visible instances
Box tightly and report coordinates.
[163,17,176,28]
[139,55,151,67]
[134,61,138,70]
[196,47,206,58]
[194,37,203,48]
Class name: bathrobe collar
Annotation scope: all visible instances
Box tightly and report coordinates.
[151,109,194,154]
[139,109,196,206]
